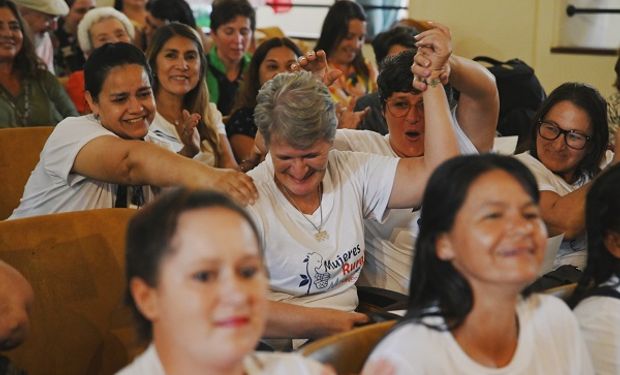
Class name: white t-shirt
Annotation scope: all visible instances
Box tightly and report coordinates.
[9,115,153,219]
[247,150,398,312]
[116,344,327,375]
[514,152,589,270]
[147,105,227,167]
[34,33,55,75]
[366,294,594,375]
[574,275,620,375]
[332,119,477,293]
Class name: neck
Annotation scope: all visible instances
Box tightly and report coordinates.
[156,90,184,124]
[276,180,321,214]
[452,287,520,368]
[0,60,13,74]
[155,341,246,375]
[63,21,76,35]
[216,48,242,80]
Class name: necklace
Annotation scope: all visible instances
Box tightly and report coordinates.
[278,181,329,242]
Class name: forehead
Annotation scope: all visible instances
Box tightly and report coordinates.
[72,0,95,10]
[170,207,260,260]
[270,137,331,155]
[544,100,592,133]
[461,170,532,209]
[162,35,199,51]
[388,91,422,102]
[218,15,251,30]
[347,19,366,34]
[0,7,18,21]
[90,17,125,35]
[101,64,150,92]
[263,46,297,62]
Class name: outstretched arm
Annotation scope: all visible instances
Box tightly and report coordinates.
[73,135,258,205]
[412,22,499,153]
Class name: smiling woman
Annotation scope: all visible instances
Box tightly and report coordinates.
[0,0,77,127]
[118,189,331,375]
[364,154,594,374]
[9,42,257,219]
[146,23,239,169]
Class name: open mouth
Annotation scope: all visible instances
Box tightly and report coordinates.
[405,131,421,139]
[124,116,147,124]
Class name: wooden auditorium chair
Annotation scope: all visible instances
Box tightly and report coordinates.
[300,320,396,375]
[0,127,54,220]
[0,208,141,375]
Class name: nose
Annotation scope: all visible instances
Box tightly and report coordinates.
[289,158,309,179]
[551,134,567,151]
[128,96,144,113]
[219,274,249,306]
[405,105,422,124]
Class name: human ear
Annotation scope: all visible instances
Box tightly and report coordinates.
[84,91,99,117]
[604,231,620,259]
[129,278,160,322]
[435,233,456,261]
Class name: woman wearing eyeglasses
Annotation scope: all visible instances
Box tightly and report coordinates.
[515,82,620,270]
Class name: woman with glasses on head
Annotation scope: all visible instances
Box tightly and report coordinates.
[515,82,620,270]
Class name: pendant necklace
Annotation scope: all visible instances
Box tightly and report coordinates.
[279,182,329,242]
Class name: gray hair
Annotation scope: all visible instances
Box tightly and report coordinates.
[77,7,135,55]
[254,71,337,149]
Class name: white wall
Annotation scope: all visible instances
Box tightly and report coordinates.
[407,0,618,97]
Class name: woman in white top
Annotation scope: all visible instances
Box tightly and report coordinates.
[146,23,238,168]
[118,189,331,375]
[571,163,620,375]
[365,154,593,374]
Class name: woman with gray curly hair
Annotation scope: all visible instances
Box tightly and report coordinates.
[247,46,459,343]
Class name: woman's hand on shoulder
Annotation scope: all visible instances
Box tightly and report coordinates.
[200,167,258,206]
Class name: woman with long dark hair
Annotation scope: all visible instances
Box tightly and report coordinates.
[315,0,377,107]
[571,163,620,374]
[146,23,238,169]
[0,0,77,127]
[365,154,593,374]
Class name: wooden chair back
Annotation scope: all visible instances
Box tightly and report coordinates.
[0,127,54,219]
[300,320,396,374]
[0,208,142,375]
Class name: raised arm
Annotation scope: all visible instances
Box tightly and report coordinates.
[412,23,499,152]
[264,301,368,339]
[387,24,459,209]
[73,135,257,204]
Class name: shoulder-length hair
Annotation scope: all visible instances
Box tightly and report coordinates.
[404,154,539,331]
[569,163,620,307]
[232,37,302,112]
[146,22,221,165]
[315,0,369,80]
[0,0,46,78]
[528,82,608,181]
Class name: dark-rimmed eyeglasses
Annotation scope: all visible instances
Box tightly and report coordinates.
[386,98,424,118]
[537,121,591,150]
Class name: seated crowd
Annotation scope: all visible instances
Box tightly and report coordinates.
[1,0,619,373]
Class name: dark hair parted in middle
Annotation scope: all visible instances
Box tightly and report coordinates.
[528,82,609,181]
[146,22,221,164]
[377,49,455,110]
[405,154,539,331]
[146,0,197,28]
[84,42,153,102]
[569,163,620,307]
[210,0,256,32]
[371,26,418,66]
[315,0,369,79]
[232,37,302,111]
[125,188,261,342]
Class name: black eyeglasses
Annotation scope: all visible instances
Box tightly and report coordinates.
[537,121,591,150]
